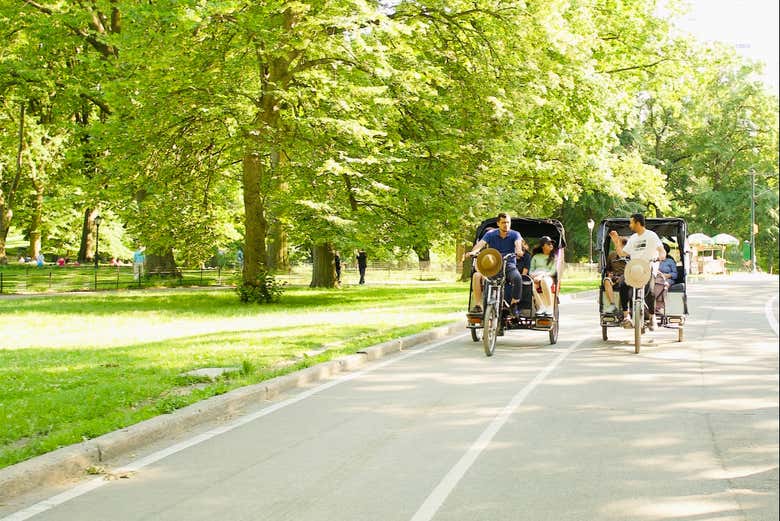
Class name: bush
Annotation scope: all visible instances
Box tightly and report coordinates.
[235,270,286,303]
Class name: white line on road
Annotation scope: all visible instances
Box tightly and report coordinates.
[409,335,590,521]
[765,293,779,336]
[1,333,468,521]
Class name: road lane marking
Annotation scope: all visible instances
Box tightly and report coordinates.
[409,336,590,521]
[1,333,468,521]
[765,293,779,336]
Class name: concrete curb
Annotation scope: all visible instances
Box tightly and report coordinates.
[0,320,465,502]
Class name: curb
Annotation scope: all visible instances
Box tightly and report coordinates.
[0,320,464,502]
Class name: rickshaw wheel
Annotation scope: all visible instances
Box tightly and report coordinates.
[483,305,498,357]
[549,299,559,345]
[602,326,608,341]
[633,300,642,354]
[677,328,684,342]
[470,328,481,342]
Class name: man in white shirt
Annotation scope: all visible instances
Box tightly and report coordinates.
[608,213,666,327]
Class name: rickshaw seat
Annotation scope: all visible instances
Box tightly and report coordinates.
[669,265,686,293]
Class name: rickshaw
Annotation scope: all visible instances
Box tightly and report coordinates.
[596,218,689,353]
[466,217,566,356]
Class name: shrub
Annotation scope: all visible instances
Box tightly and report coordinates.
[235,270,286,303]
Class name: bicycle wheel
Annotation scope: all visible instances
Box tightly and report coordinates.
[549,298,559,345]
[483,304,498,357]
[633,298,642,354]
[470,327,481,342]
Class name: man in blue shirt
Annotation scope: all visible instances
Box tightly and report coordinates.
[466,212,524,313]
[133,245,146,281]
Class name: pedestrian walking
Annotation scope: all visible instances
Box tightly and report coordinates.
[334,251,341,283]
[133,245,146,281]
[356,249,367,284]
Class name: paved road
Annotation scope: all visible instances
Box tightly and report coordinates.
[2,276,778,521]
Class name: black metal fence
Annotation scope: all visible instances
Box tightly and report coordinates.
[0,265,236,294]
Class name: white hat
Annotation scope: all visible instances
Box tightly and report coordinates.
[624,259,651,288]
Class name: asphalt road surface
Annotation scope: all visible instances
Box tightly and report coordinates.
[2,275,778,521]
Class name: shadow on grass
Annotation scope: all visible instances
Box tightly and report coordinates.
[0,285,468,317]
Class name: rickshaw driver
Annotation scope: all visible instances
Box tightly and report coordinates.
[466,212,524,313]
[609,213,666,328]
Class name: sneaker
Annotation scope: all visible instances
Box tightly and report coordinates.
[469,305,483,314]
[621,318,634,329]
[536,306,548,316]
[604,303,618,314]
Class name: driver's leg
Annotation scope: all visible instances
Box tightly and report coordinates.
[508,267,522,305]
[471,271,484,312]
[619,282,632,326]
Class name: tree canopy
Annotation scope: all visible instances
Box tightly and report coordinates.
[1,0,777,284]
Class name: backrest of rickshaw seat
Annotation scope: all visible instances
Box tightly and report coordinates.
[519,275,534,307]
[669,265,686,293]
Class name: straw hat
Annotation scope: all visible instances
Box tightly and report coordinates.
[624,259,651,288]
[476,248,502,278]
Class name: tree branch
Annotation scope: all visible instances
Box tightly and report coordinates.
[603,58,670,74]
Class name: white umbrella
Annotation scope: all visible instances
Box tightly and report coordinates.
[712,233,739,245]
[688,233,714,245]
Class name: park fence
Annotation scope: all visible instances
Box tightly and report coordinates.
[0,261,603,295]
[0,265,236,294]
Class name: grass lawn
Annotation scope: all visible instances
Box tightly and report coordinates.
[0,274,598,469]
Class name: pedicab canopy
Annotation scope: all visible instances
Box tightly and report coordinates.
[473,217,566,248]
[596,218,688,252]
[595,217,689,274]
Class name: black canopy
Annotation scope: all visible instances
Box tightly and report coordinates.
[473,217,567,248]
[596,217,688,253]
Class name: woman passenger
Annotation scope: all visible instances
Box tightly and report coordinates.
[529,236,557,316]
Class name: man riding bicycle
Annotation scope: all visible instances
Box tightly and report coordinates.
[466,212,524,314]
[608,213,666,328]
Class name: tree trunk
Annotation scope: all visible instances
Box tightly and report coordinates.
[455,241,466,275]
[77,208,99,263]
[0,103,26,264]
[242,152,268,285]
[458,231,473,282]
[267,220,289,271]
[27,177,44,258]
[413,244,431,271]
[146,248,178,272]
[310,242,338,288]
[241,6,299,287]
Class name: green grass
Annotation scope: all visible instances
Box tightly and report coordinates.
[0,274,597,469]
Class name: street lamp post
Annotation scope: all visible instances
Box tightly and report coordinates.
[587,219,595,270]
[94,215,102,269]
[750,170,757,273]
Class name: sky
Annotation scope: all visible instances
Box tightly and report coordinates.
[671,0,779,93]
